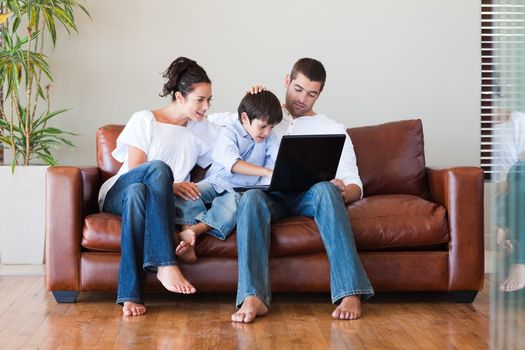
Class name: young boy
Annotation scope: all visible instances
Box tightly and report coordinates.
[174,90,283,262]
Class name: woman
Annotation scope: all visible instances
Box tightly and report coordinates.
[98,57,219,316]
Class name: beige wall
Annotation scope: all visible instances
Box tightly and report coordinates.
[47,0,481,167]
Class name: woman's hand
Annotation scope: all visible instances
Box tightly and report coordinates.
[246,85,266,94]
[173,182,201,200]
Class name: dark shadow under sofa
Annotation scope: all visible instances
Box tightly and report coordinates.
[46,119,484,303]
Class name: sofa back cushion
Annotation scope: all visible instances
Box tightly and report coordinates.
[347,119,428,198]
[97,125,124,183]
[97,119,428,196]
[96,124,207,183]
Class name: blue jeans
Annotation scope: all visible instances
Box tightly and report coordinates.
[235,181,374,308]
[505,160,525,264]
[103,160,178,305]
[173,182,241,240]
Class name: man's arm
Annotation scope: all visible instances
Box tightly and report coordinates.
[331,179,362,205]
[343,183,362,204]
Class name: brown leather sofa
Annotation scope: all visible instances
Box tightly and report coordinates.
[46,119,484,303]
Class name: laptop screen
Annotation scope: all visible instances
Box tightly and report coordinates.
[268,134,346,192]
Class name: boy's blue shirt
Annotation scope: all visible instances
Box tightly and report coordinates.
[202,119,278,193]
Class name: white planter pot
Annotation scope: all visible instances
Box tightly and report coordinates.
[0,165,48,264]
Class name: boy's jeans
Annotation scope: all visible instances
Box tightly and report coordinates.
[235,181,374,308]
[174,182,241,240]
[103,161,178,305]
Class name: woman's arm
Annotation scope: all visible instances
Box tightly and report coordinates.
[128,146,147,170]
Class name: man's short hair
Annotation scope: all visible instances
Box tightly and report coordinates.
[238,90,283,125]
[290,57,326,91]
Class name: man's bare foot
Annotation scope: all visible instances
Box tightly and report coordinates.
[332,295,361,320]
[496,227,515,255]
[156,265,196,294]
[500,264,525,292]
[122,301,146,316]
[175,241,198,263]
[231,296,268,323]
[178,228,196,246]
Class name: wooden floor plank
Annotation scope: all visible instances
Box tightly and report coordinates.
[0,275,524,349]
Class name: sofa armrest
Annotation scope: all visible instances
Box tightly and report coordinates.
[427,166,484,291]
[46,166,100,292]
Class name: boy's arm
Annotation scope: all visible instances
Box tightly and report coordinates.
[213,126,272,177]
[232,160,272,177]
[257,134,279,185]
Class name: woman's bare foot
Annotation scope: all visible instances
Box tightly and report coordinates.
[231,296,268,323]
[332,295,361,320]
[500,264,525,292]
[175,241,198,263]
[178,228,197,246]
[122,301,146,316]
[156,265,196,294]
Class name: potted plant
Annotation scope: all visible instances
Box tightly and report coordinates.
[0,1,89,264]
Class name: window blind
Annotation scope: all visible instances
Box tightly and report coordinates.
[481,0,525,180]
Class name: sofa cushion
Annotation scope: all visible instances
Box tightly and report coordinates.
[82,194,448,255]
[96,125,124,183]
[82,214,322,257]
[347,119,428,198]
[348,194,449,250]
[82,213,123,252]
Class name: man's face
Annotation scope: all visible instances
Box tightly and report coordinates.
[284,72,322,117]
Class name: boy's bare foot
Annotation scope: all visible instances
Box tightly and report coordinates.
[231,296,268,323]
[178,228,197,246]
[332,295,361,320]
[123,301,146,316]
[500,264,525,292]
[175,241,198,263]
[156,265,196,294]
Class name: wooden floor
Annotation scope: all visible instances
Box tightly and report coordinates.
[0,275,523,350]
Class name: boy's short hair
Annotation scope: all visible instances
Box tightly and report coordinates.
[290,57,326,91]
[237,90,283,126]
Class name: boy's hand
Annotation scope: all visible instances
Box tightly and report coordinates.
[173,182,201,200]
[246,85,266,94]
[265,168,273,178]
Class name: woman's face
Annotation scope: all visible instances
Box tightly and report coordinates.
[180,82,212,122]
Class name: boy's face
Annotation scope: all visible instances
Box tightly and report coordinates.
[284,72,322,117]
[241,113,274,143]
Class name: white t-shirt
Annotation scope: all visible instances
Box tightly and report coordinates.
[98,110,220,210]
[493,110,525,181]
[208,108,363,195]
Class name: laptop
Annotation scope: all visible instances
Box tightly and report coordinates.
[233,134,346,192]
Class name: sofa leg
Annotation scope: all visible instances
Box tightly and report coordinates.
[52,291,79,303]
[451,290,478,303]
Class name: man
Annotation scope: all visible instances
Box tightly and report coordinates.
[231,58,374,323]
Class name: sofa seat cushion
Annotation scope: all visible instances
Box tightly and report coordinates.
[82,214,322,257]
[82,213,123,252]
[196,216,323,258]
[348,194,449,251]
[82,194,449,256]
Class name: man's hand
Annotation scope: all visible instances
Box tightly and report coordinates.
[330,179,347,201]
[330,179,361,205]
[173,182,201,200]
[246,85,266,94]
